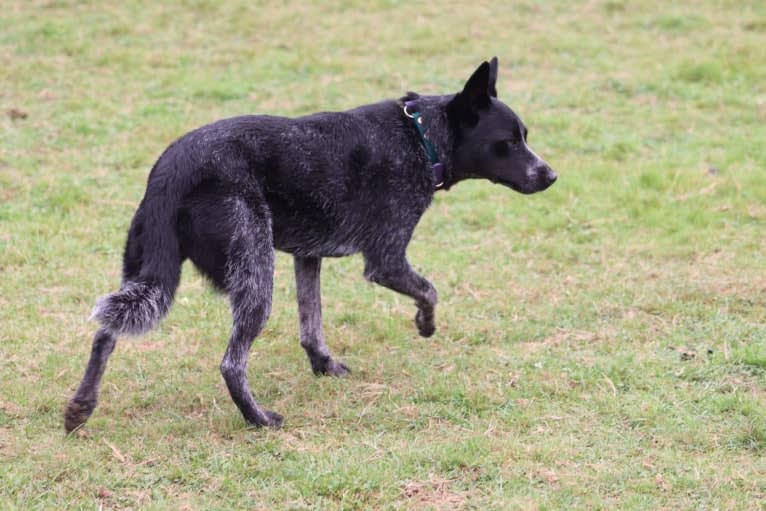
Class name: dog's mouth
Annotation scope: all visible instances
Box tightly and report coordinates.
[491,177,538,195]
[491,167,558,195]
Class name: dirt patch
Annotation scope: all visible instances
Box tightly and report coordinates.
[402,474,474,510]
[521,329,597,354]
[6,108,28,120]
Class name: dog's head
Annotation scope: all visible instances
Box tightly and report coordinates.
[448,57,557,194]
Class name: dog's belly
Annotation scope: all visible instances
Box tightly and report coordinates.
[266,190,371,258]
[271,221,363,258]
[312,242,358,258]
[274,238,360,258]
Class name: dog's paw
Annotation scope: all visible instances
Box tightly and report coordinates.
[263,410,284,429]
[248,409,284,429]
[64,398,95,434]
[312,356,351,377]
[324,359,351,377]
[415,309,436,338]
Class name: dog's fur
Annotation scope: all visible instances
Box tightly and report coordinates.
[65,58,557,432]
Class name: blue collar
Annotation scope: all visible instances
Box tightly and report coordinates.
[403,100,445,189]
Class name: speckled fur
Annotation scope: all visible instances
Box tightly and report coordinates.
[66,58,557,431]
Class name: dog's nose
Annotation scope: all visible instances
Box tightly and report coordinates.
[536,168,557,189]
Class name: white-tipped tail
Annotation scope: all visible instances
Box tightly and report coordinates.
[90,281,171,336]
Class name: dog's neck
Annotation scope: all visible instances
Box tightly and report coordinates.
[399,93,456,191]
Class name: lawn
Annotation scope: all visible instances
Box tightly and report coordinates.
[1,0,765,509]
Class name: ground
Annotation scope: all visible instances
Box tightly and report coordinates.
[1,0,765,509]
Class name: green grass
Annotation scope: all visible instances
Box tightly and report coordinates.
[2,0,766,509]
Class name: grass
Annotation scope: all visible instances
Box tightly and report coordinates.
[1,0,766,509]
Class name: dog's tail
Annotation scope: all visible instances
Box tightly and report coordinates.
[91,144,196,336]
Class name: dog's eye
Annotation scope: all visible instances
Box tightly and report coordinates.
[492,140,510,157]
[522,127,528,140]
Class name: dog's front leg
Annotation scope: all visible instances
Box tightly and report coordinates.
[363,257,438,337]
[294,256,350,376]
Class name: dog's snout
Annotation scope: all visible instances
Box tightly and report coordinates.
[533,166,557,190]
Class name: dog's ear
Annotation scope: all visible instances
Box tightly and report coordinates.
[488,56,498,98]
[448,60,493,126]
[461,60,492,109]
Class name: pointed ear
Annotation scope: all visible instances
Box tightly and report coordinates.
[488,56,498,98]
[447,61,494,126]
[461,61,491,109]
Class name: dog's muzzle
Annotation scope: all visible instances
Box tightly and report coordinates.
[536,166,557,190]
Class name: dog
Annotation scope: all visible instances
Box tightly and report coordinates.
[64,57,557,432]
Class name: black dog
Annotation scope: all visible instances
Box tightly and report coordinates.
[65,57,557,432]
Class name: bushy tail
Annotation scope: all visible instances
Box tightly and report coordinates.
[91,150,190,336]
[91,279,174,336]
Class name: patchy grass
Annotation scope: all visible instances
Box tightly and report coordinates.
[2,0,765,509]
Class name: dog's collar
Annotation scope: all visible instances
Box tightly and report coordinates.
[403,100,445,189]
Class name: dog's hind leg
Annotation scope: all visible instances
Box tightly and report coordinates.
[363,254,438,338]
[294,256,350,376]
[219,196,283,428]
[64,328,117,433]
